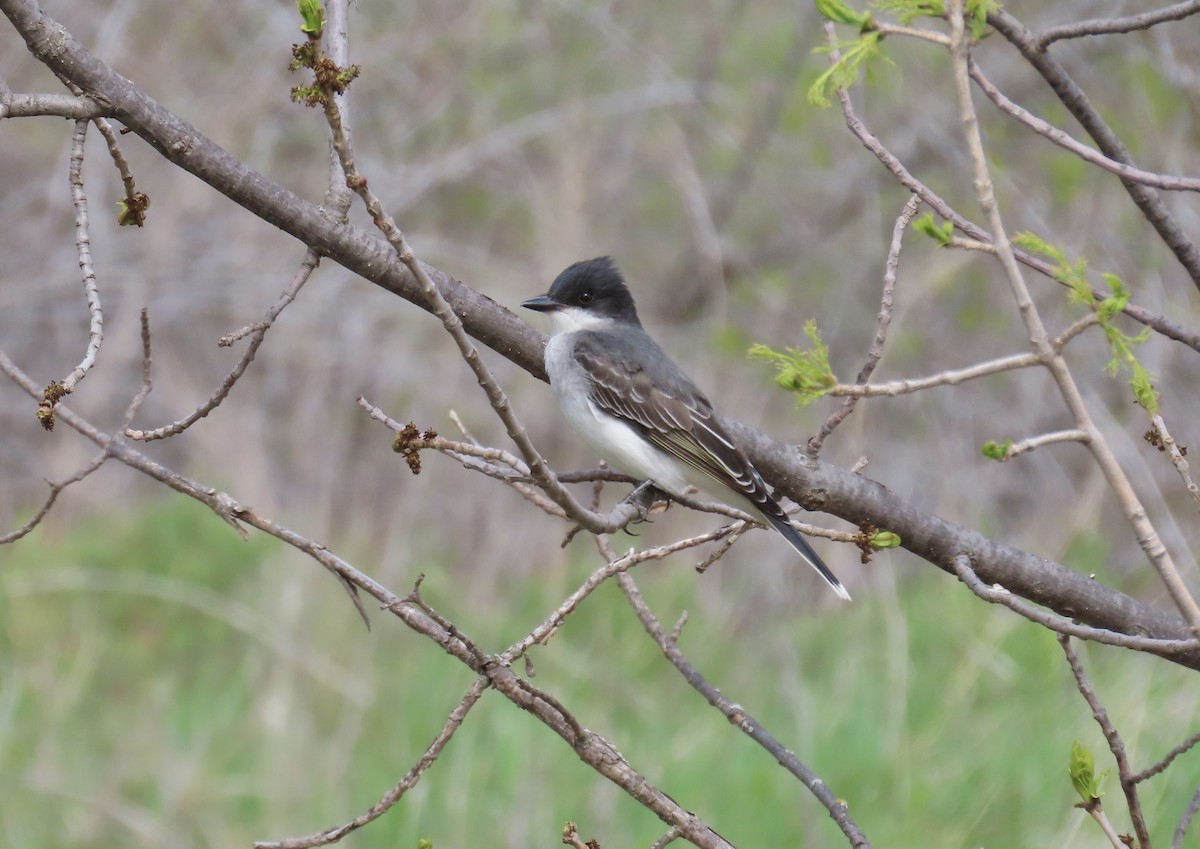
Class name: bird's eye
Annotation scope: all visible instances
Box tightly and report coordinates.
[578,291,593,304]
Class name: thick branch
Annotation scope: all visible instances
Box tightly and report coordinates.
[5,0,1199,669]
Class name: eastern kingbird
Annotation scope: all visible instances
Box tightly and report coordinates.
[522,257,850,601]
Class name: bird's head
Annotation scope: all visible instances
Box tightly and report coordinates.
[522,257,642,331]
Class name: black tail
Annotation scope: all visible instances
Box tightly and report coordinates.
[763,513,851,601]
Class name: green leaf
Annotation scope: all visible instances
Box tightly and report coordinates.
[1096,272,1129,322]
[297,0,324,35]
[871,530,902,549]
[873,0,944,23]
[913,212,954,246]
[749,321,836,406]
[815,0,871,28]
[1069,740,1109,803]
[967,0,999,39]
[808,30,889,107]
[981,439,1012,461]
[1012,235,1158,412]
[1130,361,1160,413]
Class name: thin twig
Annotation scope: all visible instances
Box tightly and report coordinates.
[969,58,1200,193]
[4,309,154,544]
[501,523,742,664]
[0,451,108,543]
[358,395,788,532]
[358,395,598,519]
[126,253,318,441]
[650,826,683,849]
[254,676,489,848]
[827,314,1095,401]
[1083,804,1130,849]
[1131,730,1200,784]
[810,194,920,453]
[872,21,950,45]
[694,524,746,574]
[1053,314,1102,350]
[1175,785,1200,849]
[1037,0,1200,48]
[821,22,1200,354]
[612,560,871,849]
[953,555,1200,654]
[829,351,1041,398]
[1058,635,1153,849]
[989,8,1200,291]
[92,116,142,219]
[54,75,147,225]
[1001,429,1090,461]
[41,118,104,427]
[311,41,643,539]
[1148,416,1200,510]
[948,0,1200,630]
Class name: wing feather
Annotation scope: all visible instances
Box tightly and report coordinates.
[574,334,780,517]
[571,330,850,601]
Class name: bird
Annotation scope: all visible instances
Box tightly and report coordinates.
[522,257,850,601]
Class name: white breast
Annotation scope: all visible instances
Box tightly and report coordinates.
[543,331,695,498]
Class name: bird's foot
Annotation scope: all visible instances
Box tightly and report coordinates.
[621,480,671,527]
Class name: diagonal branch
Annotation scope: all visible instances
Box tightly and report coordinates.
[810,195,919,453]
[0,347,738,849]
[613,561,871,849]
[1058,636,1153,849]
[1036,0,1200,48]
[968,58,1200,193]
[1175,785,1200,849]
[989,7,1200,291]
[125,253,318,441]
[820,22,1200,355]
[948,0,1200,630]
[255,676,490,849]
[5,0,1199,668]
[309,31,646,540]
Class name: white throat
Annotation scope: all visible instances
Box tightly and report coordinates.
[546,306,617,335]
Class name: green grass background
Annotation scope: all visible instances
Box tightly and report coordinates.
[2,502,1197,848]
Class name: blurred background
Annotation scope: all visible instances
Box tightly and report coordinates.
[2,1,1199,846]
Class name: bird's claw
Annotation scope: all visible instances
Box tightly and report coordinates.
[621,480,670,527]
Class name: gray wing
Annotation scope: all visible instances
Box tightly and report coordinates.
[573,329,850,600]
[572,330,779,517]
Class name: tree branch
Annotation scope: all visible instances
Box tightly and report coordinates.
[821,22,1200,354]
[989,7,1200,291]
[952,555,1199,654]
[1036,0,1200,48]
[810,194,919,453]
[969,58,1200,193]
[254,676,490,849]
[1058,636,1153,849]
[614,564,871,849]
[5,0,1199,670]
[949,0,1200,630]
[0,347,739,849]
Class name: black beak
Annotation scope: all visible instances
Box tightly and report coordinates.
[521,295,562,312]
